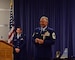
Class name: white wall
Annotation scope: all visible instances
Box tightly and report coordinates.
[0,0,13,41]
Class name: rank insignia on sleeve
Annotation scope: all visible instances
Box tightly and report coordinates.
[52,32,56,39]
[32,32,35,37]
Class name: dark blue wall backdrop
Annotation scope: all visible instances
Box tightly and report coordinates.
[14,0,75,60]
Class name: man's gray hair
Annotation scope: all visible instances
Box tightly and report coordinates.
[40,16,48,22]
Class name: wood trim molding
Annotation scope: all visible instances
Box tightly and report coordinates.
[0,40,13,47]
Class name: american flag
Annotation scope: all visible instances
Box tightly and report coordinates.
[8,0,15,43]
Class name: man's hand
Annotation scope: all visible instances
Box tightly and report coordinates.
[35,38,44,44]
[38,39,44,44]
[35,38,39,43]
[15,48,20,53]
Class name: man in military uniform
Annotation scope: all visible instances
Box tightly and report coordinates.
[13,27,26,60]
[32,16,56,60]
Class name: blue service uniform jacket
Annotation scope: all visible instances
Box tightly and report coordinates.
[13,33,26,60]
[32,27,56,59]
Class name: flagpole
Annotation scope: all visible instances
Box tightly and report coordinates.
[8,0,14,43]
[10,0,13,7]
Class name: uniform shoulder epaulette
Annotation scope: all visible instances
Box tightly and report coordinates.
[47,27,54,31]
[35,27,41,30]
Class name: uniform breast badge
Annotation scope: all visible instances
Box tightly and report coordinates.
[42,31,50,40]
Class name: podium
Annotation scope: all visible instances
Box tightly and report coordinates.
[0,40,13,60]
